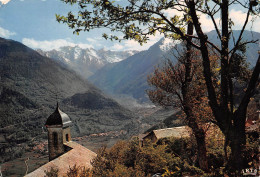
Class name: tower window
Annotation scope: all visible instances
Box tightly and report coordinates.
[66,134,69,142]
[53,132,58,147]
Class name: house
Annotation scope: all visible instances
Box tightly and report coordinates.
[142,126,191,143]
[25,104,96,177]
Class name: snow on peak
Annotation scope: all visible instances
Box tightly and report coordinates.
[159,38,180,51]
[41,46,138,69]
[74,46,82,60]
[106,56,122,63]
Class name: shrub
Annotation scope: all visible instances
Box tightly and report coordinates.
[66,165,92,177]
[44,167,59,177]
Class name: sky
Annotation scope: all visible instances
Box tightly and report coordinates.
[0,0,259,51]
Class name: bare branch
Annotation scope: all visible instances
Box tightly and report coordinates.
[236,54,260,114]
[205,0,221,40]
[229,2,253,61]
[186,34,221,53]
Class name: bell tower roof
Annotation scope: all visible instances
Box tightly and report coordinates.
[45,103,72,128]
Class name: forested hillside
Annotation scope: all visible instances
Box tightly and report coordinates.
[0,38,139,163]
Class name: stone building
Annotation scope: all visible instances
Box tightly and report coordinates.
[142,126,191,143]
[25,104,96,177]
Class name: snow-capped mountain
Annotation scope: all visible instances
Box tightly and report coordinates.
[37,46,138,78]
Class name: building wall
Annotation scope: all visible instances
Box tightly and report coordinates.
[47,127,64,161]
[63,127,71,143]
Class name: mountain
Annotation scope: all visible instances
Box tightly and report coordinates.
[89,38,177,102]
[37,46,138,78]
[0,37,139,163]
[89,30,260,102]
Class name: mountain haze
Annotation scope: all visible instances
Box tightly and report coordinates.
[89,38,173,102]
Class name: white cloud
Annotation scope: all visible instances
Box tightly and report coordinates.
[196,10,260,33]
[198,10,260,33]
[86,37,103,42]
[0,0,11,5]
[198,13,220,32]
[229,9,260,32]
[162,8,184,17]
[110,43,124,50]
[86,38,96,43]
[0,26,16,38]
[22,38,93,51]
[86,37,103,47]
[119,33,163,51]
[163,8,219,33]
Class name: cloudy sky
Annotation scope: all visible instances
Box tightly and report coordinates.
[0,0,259,51]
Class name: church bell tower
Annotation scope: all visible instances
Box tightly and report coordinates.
[45,103,72,161]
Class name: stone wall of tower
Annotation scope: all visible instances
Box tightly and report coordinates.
[63,127,71,143]
[47,127,65,161]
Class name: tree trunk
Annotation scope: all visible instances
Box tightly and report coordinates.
[182,18,209,172]
[184,109,209,172]
[226,108,247,173]
[227,126,246,174]
[194,128,209,172]
[229,137,245,173]
[227,55,260,172]
[184,111,209,172]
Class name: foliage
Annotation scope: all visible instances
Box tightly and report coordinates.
[44,167,59,177]
[44,165,93,177]
[90,138,205,177]
[66,165,93,177]
[45,130,259,176]
[147,47,216,124]
[243,133,259,170]
[158,137,196,165]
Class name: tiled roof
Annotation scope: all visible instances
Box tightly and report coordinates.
[25,141,97,177]
[150,126,191,139]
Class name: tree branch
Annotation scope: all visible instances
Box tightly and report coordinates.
[205,0,221,40]
[236,54,260,115]
[187,0,220,114]
[186,34,221,53]
[229,3,253,62]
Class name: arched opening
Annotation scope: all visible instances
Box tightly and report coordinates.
[53,132,58,148]
[66,134,69,142]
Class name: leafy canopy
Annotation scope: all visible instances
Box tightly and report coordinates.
[56,0,200,44]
